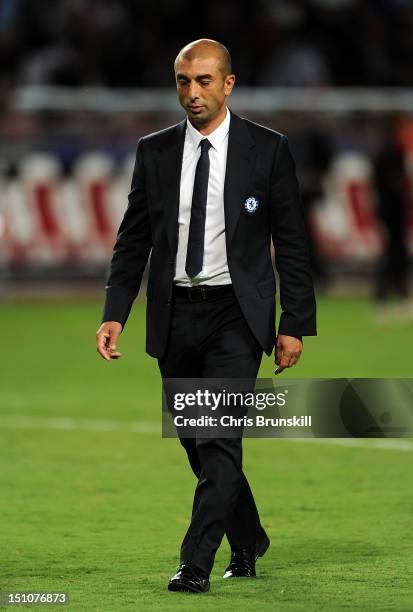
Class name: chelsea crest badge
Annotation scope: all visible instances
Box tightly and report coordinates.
[244,196,260,214]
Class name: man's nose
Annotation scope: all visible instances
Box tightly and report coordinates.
[188,80,200,100]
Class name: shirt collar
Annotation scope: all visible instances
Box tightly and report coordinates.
[186,106,231,152]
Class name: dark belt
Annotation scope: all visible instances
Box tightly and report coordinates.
[172,283,234,301]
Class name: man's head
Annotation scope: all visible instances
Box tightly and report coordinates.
[174,39,235,132]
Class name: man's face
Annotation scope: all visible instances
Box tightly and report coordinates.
[175,55,235,127]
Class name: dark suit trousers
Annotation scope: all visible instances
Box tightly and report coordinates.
[157,285,264,576]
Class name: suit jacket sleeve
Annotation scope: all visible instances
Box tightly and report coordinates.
[101,137,152,328]
[270,135,317,337]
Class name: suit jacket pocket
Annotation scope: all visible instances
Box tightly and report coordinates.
[257,277,276,299]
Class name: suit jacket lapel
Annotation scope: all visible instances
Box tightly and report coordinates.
[156,111,256,257]
[224,111,256,250]
[156,118,186,255]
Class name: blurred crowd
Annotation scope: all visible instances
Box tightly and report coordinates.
[0,0,412,307]
[1,0,413,91]
[1,108,412,305]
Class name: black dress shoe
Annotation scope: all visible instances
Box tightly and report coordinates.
[168,562,210,593]
[223,528,270,578]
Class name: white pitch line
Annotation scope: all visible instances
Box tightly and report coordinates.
[0,415,159,434]
[0,415,412,451]
[288,437,413,452]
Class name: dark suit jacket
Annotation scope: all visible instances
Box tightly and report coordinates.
[102,110,317,359]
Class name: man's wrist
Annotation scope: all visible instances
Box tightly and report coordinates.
[277,333,302,343]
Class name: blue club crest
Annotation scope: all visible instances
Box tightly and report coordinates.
[244,196,260,214]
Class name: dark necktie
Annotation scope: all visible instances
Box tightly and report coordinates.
[185,138,212,279]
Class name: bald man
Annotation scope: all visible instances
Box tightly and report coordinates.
[97,39,317,593]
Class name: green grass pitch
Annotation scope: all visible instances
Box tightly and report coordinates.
[0,295,412,611]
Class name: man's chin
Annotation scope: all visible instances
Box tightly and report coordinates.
[188,111,209,125]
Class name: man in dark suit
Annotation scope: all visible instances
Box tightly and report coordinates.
[96,39,316,594]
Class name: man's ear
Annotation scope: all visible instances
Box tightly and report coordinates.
[225,74,236,96]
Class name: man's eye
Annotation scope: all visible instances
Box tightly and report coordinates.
[201,81,211,85]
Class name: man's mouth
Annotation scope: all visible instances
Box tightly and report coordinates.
[188,105,204,112]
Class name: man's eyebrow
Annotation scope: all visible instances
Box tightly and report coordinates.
[176,73,213,80]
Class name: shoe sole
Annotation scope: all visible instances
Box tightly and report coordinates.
[168,581,210,593]
[223,570,256,579]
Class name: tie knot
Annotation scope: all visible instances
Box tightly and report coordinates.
[200,138,212,153]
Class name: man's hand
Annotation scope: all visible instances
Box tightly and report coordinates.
[96,321,123,361]
[275,334,303,374]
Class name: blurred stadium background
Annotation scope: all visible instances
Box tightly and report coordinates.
[0,0,412,306]
[1,1,412,610]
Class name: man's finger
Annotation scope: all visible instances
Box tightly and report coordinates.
[287,353,300,367]
[288,349,303,367]
[107,332,121,358]
[107,344,122,359]
[275,342,291,371]
[280,350,292,369]
[96,331,111,361]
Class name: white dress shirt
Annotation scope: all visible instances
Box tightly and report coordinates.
[173,106,232,286]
